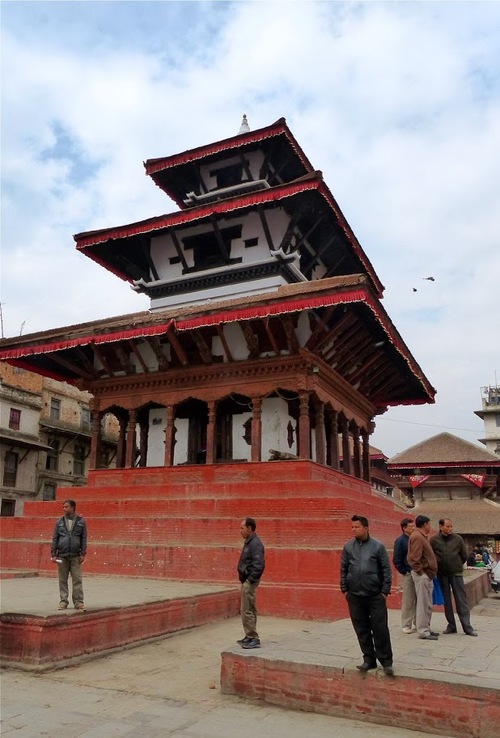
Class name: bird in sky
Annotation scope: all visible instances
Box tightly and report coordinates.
[423,276,435,281]
[412,288,418,292]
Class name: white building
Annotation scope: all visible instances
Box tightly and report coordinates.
[475,384,500,457]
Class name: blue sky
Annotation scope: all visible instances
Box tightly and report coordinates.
[1,0,500,456]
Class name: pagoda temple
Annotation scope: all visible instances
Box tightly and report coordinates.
[0,117,435,618]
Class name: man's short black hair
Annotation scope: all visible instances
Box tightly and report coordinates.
[400,517,414,531]
[245,517,256,531]
[415,514,430,528]
[351,514,369,528]
[63,499,76,510]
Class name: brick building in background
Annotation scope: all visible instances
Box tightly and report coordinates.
[0,363,118,515]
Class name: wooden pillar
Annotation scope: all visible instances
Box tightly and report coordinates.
[206,401,216,465]
[352,425,361,479]
[298,391,311,460]
[251,397,262,462]
[341,417,351,476]
[361,429,371,482]
[329,409,339,470]
[117,417,127,468]
[125,409,137,468]
[163,405,176,467]
[314,400,326,466]
[89,409,103,470]
[139,420,148,467]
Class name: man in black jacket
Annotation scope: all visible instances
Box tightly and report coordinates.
[430,518,477,636]
[341,515,394,675]
[237,517,265,649]
[51,499,87,611]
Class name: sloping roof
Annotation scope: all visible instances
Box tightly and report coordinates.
[0,275,435,406]
[413,498,500,536]
[387,432,500,467]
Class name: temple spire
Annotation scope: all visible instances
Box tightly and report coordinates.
[239,114,250,134]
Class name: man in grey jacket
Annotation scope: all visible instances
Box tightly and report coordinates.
[237,517,265,649]
[430,518,477,636]
[340,515,393,675]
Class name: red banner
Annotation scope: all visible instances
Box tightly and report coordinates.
[460,473,486,489]
[409,475,429,488]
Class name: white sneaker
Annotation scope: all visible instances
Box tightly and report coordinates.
[402,626,415,634]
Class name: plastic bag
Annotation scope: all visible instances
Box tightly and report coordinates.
[432,576,445,606]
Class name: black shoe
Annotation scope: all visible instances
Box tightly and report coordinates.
[356,661,377,671]
[237,636,252,645]
[429,631,439,637]
[443,626,457,634]
[241,638,261,649]
[383,665,394,676]
[464,629,478,637]
[418,634,438,640]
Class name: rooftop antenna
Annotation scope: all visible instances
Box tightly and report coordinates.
[20,321,26,336]
[239,114,250,134]
[0,302,4,338]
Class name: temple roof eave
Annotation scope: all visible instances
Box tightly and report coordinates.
[0,277,435,407]
[73,174,384,297]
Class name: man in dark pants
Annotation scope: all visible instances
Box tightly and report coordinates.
[340,515,394,676]
[393,517,416,634]
[430,518,478,637]
[237,517,265,649]
[51,499,87,610]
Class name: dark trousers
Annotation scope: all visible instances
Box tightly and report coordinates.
[346,592,393,667]
[438,574,472,632]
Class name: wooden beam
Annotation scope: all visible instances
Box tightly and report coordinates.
[50,354,94,381]
[90,344,114,376]
[147,337,169,371]
[191,329,213,364]
[257,205,275,251]
[292,213,326,253]
[282,315,300,354]
[167,326,189,367]
[74,347,99,378]
[170,229,189,271]
[264,318,280,355]
[210,216,230,262]
[239,153,253,182]
[128,341,150,374]
[305,305,344,350]
[215,325,234,362]
[138,235,159,281]
[115,345,135,375]
[277,213,300,253]
[240,322,260,359]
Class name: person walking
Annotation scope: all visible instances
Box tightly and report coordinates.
[393,517,417,634]
[237,517,265,649]
[50,499,87,611]
[407,515,438,640]
[340,515,394,676]
[430,518,478,637]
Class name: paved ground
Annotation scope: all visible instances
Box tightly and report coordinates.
[1,576,499,738]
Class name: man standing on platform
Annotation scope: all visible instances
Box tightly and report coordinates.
[237,517,265,649]
[407,515,438,640]
[51,499,87,611]
[431,518,478,637]
[340,515,394,676]
[393,517,417,634]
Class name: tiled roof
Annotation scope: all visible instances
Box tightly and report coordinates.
[388,432,500,466]
[413,498,500,536]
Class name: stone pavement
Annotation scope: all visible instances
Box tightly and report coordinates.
[1,575,499,738]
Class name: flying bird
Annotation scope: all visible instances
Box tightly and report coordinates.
[423,276,435,281]
[412,288,418,292]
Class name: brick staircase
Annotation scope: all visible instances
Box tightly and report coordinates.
[0,460,407,619]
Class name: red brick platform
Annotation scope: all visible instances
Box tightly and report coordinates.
[221,607,500,738]
[0,577,239,670]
